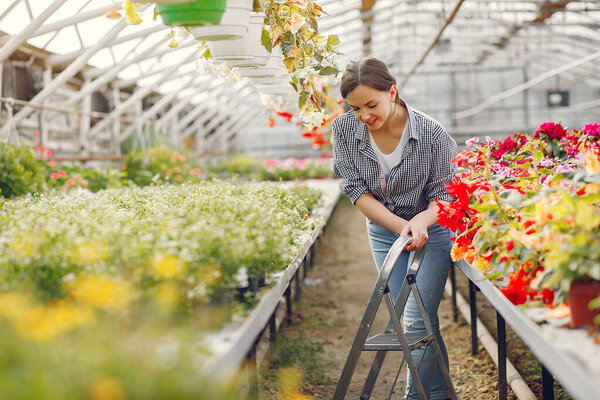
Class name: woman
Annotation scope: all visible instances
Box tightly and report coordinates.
[331,57,457,400]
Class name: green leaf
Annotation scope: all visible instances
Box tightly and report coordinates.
[317,66,339,76]
[483,271,505,281]
[327,34,340,47]
[261,28,272,52]
[298,91,310,110]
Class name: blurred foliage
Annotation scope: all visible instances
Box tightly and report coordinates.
[124,145,202,187]
[0,142,45,198]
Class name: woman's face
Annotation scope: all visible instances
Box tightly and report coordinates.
[346,84,396,131]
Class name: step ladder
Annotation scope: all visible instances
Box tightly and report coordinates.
[333,235,457,400]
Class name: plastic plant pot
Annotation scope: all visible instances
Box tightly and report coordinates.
[156,0,226,26]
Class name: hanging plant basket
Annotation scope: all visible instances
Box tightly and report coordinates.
[138,1,193,4]
[190,0,252,41]
[207,12,269,67]
[236,45,285,77]
[567,279,600,328]
[156,0,227,26]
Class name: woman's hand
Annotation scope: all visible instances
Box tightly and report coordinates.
[400,215,429,251]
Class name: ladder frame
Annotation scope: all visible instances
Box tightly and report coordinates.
[333,235,457,399]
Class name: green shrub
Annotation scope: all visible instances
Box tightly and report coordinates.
[0,142,45,198]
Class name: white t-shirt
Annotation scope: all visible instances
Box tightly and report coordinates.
[368,120,409,178]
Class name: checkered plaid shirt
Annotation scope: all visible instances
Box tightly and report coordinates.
[331,102,457,218]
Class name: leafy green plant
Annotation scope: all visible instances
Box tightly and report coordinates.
[124,145,202,186]
[0,142,45,198]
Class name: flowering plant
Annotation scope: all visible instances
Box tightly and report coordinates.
[256,0,341,128]
[124,144,203,186]
[438,122,600,309]
[0,181,318,306]
[207,154,333,182]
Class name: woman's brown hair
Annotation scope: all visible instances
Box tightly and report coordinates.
[340,57,402,104]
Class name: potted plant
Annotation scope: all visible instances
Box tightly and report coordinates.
[190,0,253,41]
[207,11,270,67]
[155,0,227,26]
[436,122,600,327]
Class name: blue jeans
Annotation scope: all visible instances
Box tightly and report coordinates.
[366,219,452,400]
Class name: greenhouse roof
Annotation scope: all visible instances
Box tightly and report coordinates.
[1,0,599,156]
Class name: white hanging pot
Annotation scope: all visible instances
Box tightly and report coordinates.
[190,0,252,41]
[256,83,296,96]
[249,75,288,85]
[207,12,269,66]
[237,66,287,78]
[235,45,285,77]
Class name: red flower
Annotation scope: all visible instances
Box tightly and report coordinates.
[57,169,67,177]
[501,284,528,305]
[504,239,514,251]
[37,145,45,152]
[275,111,293,123]
[534,122,566,141]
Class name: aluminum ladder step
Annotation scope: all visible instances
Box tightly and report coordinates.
[363,332,434,351]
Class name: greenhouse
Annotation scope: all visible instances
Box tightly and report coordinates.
[1,0,600,399]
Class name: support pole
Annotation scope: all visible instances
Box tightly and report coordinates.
[497,312,507,400]
[469,280,479,355]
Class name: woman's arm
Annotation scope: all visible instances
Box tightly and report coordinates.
[400,200,439,251]
[355,193,407,234]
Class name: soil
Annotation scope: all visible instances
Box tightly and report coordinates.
[258,197,570,399]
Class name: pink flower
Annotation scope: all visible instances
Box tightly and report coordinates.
[50,172,59,179]
[190,168,201,176]
[173,166,181,173]
[556,164,573,173]
[33,130,40,137]
[65,178,75,186]
[583,123,600,137]
[37,145,45,152]
[80,180,88,188]
[45,149,54,157]
[465,137,480,147]
[57,169,67,177]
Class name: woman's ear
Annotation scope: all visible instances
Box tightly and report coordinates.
[390,85,398,102]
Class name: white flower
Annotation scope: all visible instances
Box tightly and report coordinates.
[299,107,326,128]
[235,267,249,288]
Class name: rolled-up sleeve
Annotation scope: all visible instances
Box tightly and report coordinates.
[331,119,370,204]
[424,127,457,204]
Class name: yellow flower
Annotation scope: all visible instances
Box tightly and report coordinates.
[122,0,142,25]
[152,254,186,279]
[168,39,179,49]
[90,377,127,400]
[69,277,133,310]
[15,301,94,342]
